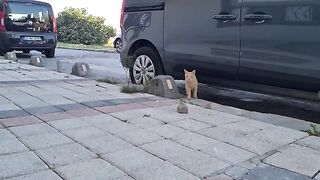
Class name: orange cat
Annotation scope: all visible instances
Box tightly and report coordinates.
[184,69,198,99]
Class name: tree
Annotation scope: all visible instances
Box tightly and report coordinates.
[57,7,115,45]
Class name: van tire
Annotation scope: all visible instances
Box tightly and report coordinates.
[130,47,163,85]
[23,50,30,54]
[45,48,55,58]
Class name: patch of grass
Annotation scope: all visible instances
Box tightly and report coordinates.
[121,84,144,94]
[97,78,119,84]
[57,42,115,52]
[307,124,320,137]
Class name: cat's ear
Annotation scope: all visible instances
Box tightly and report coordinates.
[184,69,188,74]
[192,70,196,75]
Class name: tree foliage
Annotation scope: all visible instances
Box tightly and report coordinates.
[57,7,116,45]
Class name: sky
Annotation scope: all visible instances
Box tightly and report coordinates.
[42,0,122,30]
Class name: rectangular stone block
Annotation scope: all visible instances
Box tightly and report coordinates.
[62,126,107,141]
[0,152,48,179]
[56,159,125,180]
[115,128,163,146]
[8,170,62,180]
[36,112,74,122]
[171,119,212,131]
[9,123,58,137]
[296,136,320,151]
[0,138,28,155]
[0,129,16,140]
[35,143,97,168]
[172,132,221,150]
[20,132,74,150]
[48,118,90,131]
[146,124,189,139]
[127,117,164,128]
[1,116,42,128]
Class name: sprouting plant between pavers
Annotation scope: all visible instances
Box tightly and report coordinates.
[306,124,320,137]
[96,78,119,84]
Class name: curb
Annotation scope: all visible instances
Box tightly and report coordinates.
[57,46,118,54]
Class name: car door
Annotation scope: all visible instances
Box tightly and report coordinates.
[163,0,241,82]
[240,0,320,92]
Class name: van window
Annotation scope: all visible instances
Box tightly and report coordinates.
[4,2,54,32]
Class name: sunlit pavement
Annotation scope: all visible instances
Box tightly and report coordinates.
[0,57,320,180]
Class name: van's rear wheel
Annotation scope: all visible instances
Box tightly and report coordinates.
[23,50,30,54]
[45,48,55,58]
[130,47,163,85]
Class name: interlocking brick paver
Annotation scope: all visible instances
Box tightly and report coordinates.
[80,100,113,108]
[67,108,103,117]
[24,106,63,115]
[96,103,147,114]
[7,170,62,180]
[81,114,121,125]
[36,112,74,122]
[1,116,42,128]
[0,129,16,140]
[296,136,320,151]
[201,142,256,164]
[127,117,164,128]
[115,127,163,146]
[0,123,4,129]
[141,140,230,177]
[0,151,48,179]
[130,161,200,180]
[9,123,58,137]
[0,109,29,119]
[55,103,87,111]
[199,126,246,143]
[147,124,189,139]
[62,126,107,141]
[172,132,221,150]
[225,166,250,179]
[102,147,163,172]
[96,121,138,134]
[206,174,233,180]
[139,99,178,107]
[56,159,126,180]
[79,135,134,154]
[264,144,320,177]
[242,164,311,180]
[35,143,97,168]
[171,119,212,131]
[48,118,91,130]
[0,138,28,155]
[20,132,73,150]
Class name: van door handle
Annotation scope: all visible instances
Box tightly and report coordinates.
[244,14,273,23]
[213,14,237,22]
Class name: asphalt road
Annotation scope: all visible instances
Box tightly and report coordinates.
[16,48,320,123]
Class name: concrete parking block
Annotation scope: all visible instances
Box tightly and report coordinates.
[201,143,256,164]
[146,124,189,139]
[141,140,230,177]
[7,170,62,180]
[0,151,48,179]
[242,164,311,180]
[130,161,200,180]
[62,126,107,141]
[79,135,134,154]
[10,123,58,137]
[296,136,320,151]
[20,132,73,150]
[115,127,163,146]
[171,119,212,131]
[1,116,42,128]
[172,132,221,150]
[35,143,97,168]
[56,159,126,180]
[48,118,91,130]
[102,147,163,172]
[264,144,320,177]
[0,129,16,140]
[35,112,74,122]
[0,138,28,155]
[127,117,164,128]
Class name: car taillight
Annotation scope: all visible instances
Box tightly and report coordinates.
[0,11,5,32]
[52,16,57,33]
[120,0,126,29]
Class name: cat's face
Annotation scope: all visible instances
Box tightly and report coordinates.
[184,69,196,82]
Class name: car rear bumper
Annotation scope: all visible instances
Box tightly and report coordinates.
[0,31,57,51]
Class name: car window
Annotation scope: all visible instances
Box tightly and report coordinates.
[5,2,54,32]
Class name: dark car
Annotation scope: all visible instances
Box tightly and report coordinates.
[0,0,57,58]
[120,0,320,95]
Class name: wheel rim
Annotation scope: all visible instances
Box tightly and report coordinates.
[133,55,155,84]
[115,40,122,51]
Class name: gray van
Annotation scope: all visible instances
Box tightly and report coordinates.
[120,0,320,93]
[0,0,57,58]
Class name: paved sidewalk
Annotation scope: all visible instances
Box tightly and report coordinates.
[0,58,319,180]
